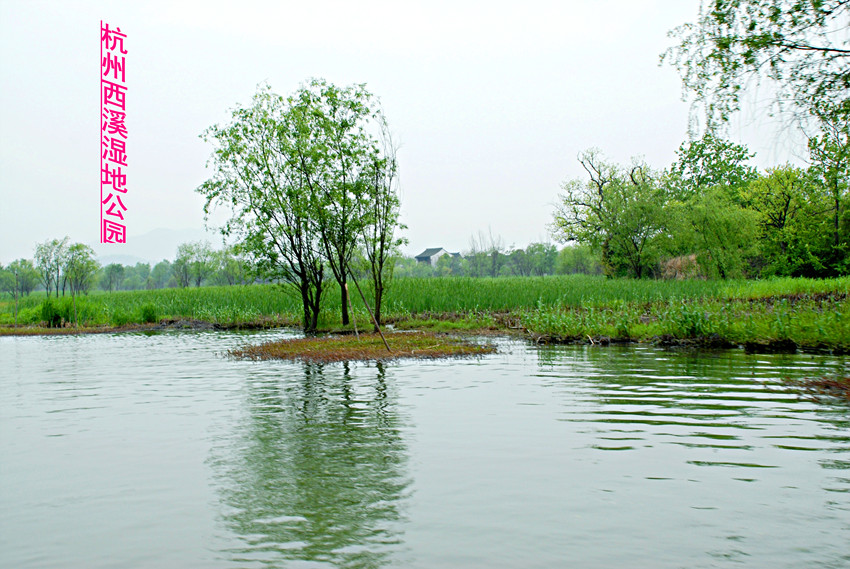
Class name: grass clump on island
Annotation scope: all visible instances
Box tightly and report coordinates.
[231,331,496,363]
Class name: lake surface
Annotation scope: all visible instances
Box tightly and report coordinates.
[1,331,848,568]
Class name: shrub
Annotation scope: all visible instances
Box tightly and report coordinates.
[139,303,158,323]
[669,302,716,338]
[41,299,61,328]
[110,309,131,327]
[17,306,41,325]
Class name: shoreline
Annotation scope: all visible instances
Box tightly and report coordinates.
[1,277,846,353]
[2,310,847,355]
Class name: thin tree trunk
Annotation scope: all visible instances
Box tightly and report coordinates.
[345,283,358,339]
[834,186,840,248]
[300,283,312,333]
[340,276,350,325]
[373,285,383,332]
[350,271,390,352]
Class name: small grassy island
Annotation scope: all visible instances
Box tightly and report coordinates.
[231,331,496,364]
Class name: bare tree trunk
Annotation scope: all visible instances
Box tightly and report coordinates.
[300,283,315,333]
[340,274,350,326]
[372,284,383,332]
[14,272,18,327]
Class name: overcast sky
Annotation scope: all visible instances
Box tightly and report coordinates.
[0,0,803,265]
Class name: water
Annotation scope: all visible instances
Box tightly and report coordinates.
[1,331,848,568]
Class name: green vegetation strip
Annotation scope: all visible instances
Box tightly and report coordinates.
[1,276,847,351]
[521,293,849,352]
[231,332,496,363]
[4,275,847,327]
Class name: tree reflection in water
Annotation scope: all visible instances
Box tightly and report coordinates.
[210,360,410,568]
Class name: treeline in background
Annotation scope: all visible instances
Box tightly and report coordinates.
[0,238,602,300]
[1,132,846,298]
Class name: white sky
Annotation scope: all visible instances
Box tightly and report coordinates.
[0,0,802,264]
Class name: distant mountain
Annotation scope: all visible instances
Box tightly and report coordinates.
[90,227,224,265]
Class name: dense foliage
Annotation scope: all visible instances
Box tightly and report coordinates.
[197,80,403,332]
[553,132,848,279]
[663,0,849,129]
[2,276,846,352]
[2,273,845,328]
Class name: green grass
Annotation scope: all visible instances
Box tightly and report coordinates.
[383,275,848,313]
[230,331,497,363]
[1,276,848,350]
[382,275,729,313]
[0,285,304,328]
[521,294,848,351]
[392,312,498,332]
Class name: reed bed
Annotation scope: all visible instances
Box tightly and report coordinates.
[1,275,848,351]
[521,295,848,351]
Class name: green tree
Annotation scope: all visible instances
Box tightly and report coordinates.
[807,114,850,275]
[356,120,405,328]
[556,244,603,275]
[668,187,761,279]
[463,250,489,278]
[0,267,14,297]
[199,81,403,331]
[199,85,326,332]
[526,242,558,276]
[6,259,38,296]
[432,253,465,277]
[213,246,252,286]
[662,134,767,277]
[466,230,506,278]
[393,256,435,279]
[287,79,398,326]
[174,242,214,288]
[553,150,667,278]
[34,237,68,298]
[133,262,151,285]
[122,274,144,291]
[190,242,214,287]
[743,165,831,276]
[172,252,191,288]
[663,0,850,129]
[667,132,757,202]
[101,263,124,292]
[1,260,38,326]
[150,260,173,288]
[63,243,99,327]
[507,248,531,276]
[0,266,18,326]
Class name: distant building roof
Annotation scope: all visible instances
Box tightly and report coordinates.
[414,247,461,265]
[415,247,447,259]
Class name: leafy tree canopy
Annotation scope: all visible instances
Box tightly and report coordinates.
[667,131,758,201]
[64,243,99,296]
[663,0,849,129]
[198,80,402,331]
[553,150,667,278]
